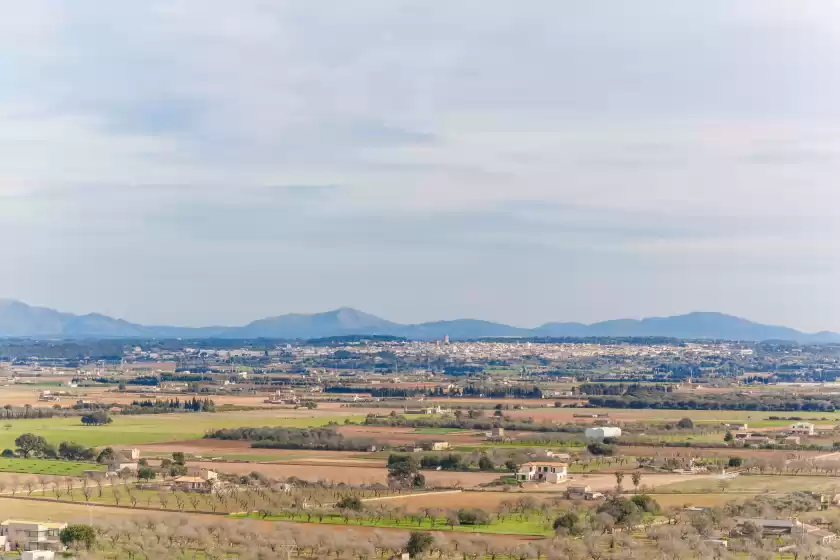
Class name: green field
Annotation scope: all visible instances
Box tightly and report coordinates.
[0,457,105,476]
[0,412,364,450]
[232,511,554,536]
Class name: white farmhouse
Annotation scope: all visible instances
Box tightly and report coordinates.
[584,427,622,440]
[789,422,815,436]
[516,462,568,484]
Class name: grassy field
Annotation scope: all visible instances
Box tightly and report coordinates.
[0,457,105,476]
[0,411,364,450]
[232,511,554,536]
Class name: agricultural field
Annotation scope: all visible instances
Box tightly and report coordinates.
[503,407,840,427]
[0,409,365,450]
[188,460,502,487]
[0,457,105,476]
[652,474,840,495]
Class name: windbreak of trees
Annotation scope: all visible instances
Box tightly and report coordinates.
[129,397,215,412]
[205,426,375,451]
[364,413,586,434]
[578,383,670,396]
[587,390,840,412]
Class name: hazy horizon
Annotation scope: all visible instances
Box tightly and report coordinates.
[3,2,840,332]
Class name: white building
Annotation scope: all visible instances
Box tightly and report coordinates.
[584,427,622,440]
[789,422,815,436]
[516,462,568,483]
[1,520,66,552]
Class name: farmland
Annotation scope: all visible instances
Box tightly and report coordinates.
[0,410,365,450]
[0,457,105,476]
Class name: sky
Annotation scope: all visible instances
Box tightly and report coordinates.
[2,1,840,331]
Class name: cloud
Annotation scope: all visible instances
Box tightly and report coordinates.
[1,0,840,330]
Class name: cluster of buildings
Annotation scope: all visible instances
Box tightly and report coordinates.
[731,422,816,447]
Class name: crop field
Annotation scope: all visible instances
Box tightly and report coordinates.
[376,490,554,512]
[233,510,555,536]
[0,457,105,476]
[0,410,365,450]
[652,474,840,494]
[191,460,502,487]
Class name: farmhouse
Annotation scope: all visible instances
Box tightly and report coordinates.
[430,441,451,451]
[172,467,219,492]
[584,426,621,440]
[789,422,815,436]
[516,462,568,483]
[0,519,67,552]
[107,450,139,474]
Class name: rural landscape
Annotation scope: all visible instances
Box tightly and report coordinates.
[3,311,840,558]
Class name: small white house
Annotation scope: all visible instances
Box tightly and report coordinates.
[584,427,622,440]
[516,462,568,483]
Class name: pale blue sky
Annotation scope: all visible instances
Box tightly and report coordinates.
[2,1,840,330]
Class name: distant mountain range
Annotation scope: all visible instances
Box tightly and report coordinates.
[1,299,837,343]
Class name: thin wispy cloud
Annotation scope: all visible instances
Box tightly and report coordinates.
[1,0,840,329]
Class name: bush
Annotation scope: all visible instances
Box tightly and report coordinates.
[676,417,694,429]
[728,457,743,468]
[81,411,112,425]
[336,496,364,511]
[630,494,660,514]
[587,442,616,456]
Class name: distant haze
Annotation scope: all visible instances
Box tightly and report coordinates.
[2,2,840,331]
[0,299,837,343]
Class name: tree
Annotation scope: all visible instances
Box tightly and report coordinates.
[553,511,580,534]
[478,455,494,471]
[60,524,96,550]
[172,452,186,466]
[15,433,48,458]
[628,472,643,492]
[81,411,112,425]
[97,447,115,463]
[724,431,734,443]
[728,457,743,468]
[406,532,434,558]
[137,467,156,480]
[615,472,625,491]
[676,417,694,429]
[388,455,424,488]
